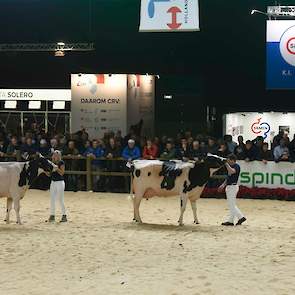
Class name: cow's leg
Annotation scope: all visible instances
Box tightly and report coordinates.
[133,194,143,223]
[178,193,188,226]
[5,198,13,224]
[14,199,22,225]
[190,199,199,224]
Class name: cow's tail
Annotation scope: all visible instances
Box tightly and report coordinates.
[127,176,134,201]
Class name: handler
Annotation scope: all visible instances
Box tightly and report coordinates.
[218,154,246,226]
[48,150,67,223]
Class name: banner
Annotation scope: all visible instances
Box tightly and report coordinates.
[71,74,127,139]
[224,112,295,144]
[238,160,295,189]
[127,75,155,137]
[0,89,71,101]
[139,0,199,32]
[267,20,295,89]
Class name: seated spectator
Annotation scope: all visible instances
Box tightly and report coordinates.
[160,141,176,160]
[224,134,237,153]
[122,139,141,162]
[38,139,50,156]
[244,140,258,162]
[273,139,290,162]
[6,136,19,157]
[0,138,7,158]
[143,139,158,159]
[176,138,190,161]
[234,135,246,160]
[258,142,273,163]
[217,142,230,158]
[49,138,60,155]
[207,137,218,154]
[21,137,37,156]
[189,140,206,161]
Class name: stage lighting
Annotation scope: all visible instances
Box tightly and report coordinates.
[28,101,41,109]
[53,101,65,110]
[4,100,17,109]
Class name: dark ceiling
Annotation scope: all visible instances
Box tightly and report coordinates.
[0,0,293,110]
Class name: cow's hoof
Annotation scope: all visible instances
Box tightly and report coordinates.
[133,218,142,223]
[178,221,184,226]
[16,221,22,225]
[193,221,200,225]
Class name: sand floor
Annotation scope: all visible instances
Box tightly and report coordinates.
[1,190,295,295]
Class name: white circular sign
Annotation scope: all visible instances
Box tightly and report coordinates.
[280,25,295,66]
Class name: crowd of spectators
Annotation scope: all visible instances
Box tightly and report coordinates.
[0,124,294,192]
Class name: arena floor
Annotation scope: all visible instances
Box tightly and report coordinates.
[1,191,295,295]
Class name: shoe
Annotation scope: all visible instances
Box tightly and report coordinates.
[221,221,234,226]
[48,215,55,222]
[236,217,247,225]
[60,215,67,223]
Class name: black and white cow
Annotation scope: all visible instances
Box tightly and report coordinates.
[131,155,225,225]
[0,155,53,224]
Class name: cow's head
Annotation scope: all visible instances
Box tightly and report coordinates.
[18,154,54,187]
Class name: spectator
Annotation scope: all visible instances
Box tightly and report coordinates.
[0,138,7,158]
[38,139,50,156]
[21,137,37,156]
[217,142,230,158]
[62,140,80,191]
[49,138,59,155]
[176,138,190,161]
[224,135,237,153]
[289,134,295,161]
[273,139,290,162]
[273,131,284,148]
[6,136,19,157]
[234,136,246,160]
[189,140,205,161]
[207,137,218,154]
[84,139,105,192]
[143,139,158,159]
[244,140,258,162]
[258,142,273,163]
[122,139,141,161]
[160,141,176,160]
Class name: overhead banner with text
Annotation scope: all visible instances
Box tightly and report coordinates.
[267,20,295,89]
[139,0,199,32]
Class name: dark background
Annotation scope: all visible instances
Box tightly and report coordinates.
[0,0,293,136]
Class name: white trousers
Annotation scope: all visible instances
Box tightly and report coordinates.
[225,185,244,223]
[50,181,66,216]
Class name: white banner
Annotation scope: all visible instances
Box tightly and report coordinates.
[71,74,127,139]
[127,75,155,137]
[0,89,71,101]
[238,160,295,189]
[139,0,199,32]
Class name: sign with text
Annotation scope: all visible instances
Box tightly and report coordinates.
[139,0,199,32]
[267,20,295,89]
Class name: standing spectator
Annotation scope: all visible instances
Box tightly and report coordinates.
[105,137,121,192]
[288,134,295,161]
[177,138,190,161]
[273,131,284,148]
[244,140,258,162]
[143,139,158,159]
[84,139,105,192]
[49,138,60,155]
[224,135,237,153]
[122,139,141,162]
[234,136,246,160]
[258,142,273,163]
[62,140,80,191]
[160,141,176,160]
[273,139,290,162]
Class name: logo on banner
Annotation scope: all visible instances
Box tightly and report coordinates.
[76,74,105,95]
[251,118,271,139]
[280,25,295,66]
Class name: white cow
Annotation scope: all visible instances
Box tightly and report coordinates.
[130,156,224,225]
[0,156,53,224]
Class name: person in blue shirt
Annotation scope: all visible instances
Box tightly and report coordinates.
[218,154,246,226]
[122,139,141,161]
[84,139,105,191]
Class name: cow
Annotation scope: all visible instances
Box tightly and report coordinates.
[130,155,225,225]
[0,155,53,224]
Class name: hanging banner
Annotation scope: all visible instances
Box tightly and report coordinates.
[71,74,127,139]
[127,75,155,137]
[267,20,295,89]
[139,0,199,32]
[238,160,295,190]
